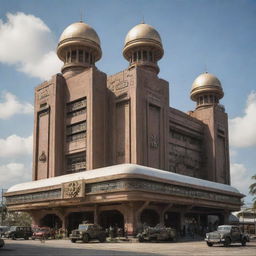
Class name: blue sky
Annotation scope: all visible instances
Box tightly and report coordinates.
[0,0,255,205]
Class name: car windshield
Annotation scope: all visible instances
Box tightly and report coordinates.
[78,225,89,230]
[217,226,231,232]
[39,228,49,232]
[9,226,17,231]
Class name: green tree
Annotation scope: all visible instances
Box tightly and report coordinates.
[249,175,256,208]
[3,211,32,226]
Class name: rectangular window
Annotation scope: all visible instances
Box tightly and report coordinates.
[149,52,153,61]
[138,51,141,60]
[66,152,86,173]
[67,97,87,117]
[66,121,86,135]
[71,50,76,62]
[143,51,147,60]
[78,50,83,62]
[66,132,86,142]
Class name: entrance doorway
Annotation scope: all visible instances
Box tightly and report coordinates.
[164,212,180,232]
[140,209,159,227]
[99,210,124,230]
[40,214,62,229]
[67,211,94,234]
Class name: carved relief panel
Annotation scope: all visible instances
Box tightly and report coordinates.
[62,180,85,199]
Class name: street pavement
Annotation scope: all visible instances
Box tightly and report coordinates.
[1,238,256,256]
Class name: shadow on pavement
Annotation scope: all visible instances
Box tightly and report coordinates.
[1,241,161,256]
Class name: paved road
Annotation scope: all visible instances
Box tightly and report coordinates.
[1,239,256,256]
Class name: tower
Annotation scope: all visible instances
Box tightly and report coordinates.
[107,23,169,169]
[189,72,230,184]
[33,22,107,180]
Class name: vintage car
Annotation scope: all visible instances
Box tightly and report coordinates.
[4,226,33,240]
[137,225,176,242]
[0,238,4,248]
[205,225,247,247]
[70,223,106,243]
[0,226,9,237]
[32,227,55,240]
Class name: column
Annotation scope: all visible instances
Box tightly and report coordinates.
[94,205,99,224]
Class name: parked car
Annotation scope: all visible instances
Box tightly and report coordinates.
[0,226,9,237]
[0,238,4,248]
[32,227,55,240]
[137,225,176,242]
[205,225,247,247]
[5,226,33,240]
[70,223,106,243]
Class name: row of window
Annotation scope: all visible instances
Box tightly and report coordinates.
[66,131,86,142]
[65,49,95,65]
[66,121,86,136]
[66,152,86,173]
[197,94,219,106]
[170,131,200,145]
[66,97,87,113]
[67,98,87,117]
[129,50,154,64]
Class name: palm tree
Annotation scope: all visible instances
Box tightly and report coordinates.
[249,175,256,208]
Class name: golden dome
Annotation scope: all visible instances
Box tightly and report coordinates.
[57,22,101,61]
[123,23,164,61]
[190,72,224,101]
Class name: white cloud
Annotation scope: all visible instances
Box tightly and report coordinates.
[0,163,31,190]
[0,91,33,119]
[0,12,62,80]
[230,163,251,195]
[229,91,256,148]
[0,134,33,158]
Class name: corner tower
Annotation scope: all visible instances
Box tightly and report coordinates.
[107,23,169,169]
[33,21,107,181]
[189,72,230,184]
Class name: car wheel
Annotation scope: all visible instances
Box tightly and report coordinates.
[241,238,246,246]
[138,236,144,242]
[224,237,231,247]
[82,234,89,243]
[24,236,29,240]
[11,234,16,240]
[207,242,213,247]
[71,239,77,243]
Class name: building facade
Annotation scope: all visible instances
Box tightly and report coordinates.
[5,22,243,236]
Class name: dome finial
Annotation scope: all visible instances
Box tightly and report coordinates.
[204,63,208,73]
[141,15,145,24]
[80,10,84,22]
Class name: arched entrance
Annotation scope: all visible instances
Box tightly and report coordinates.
[164,212,180,231]
[67,211,94,234]
[140,209,159,227]
[99,210,124,230]
[40,214,62,229]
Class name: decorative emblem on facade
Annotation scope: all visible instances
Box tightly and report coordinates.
[150,135,159,149]
[38,86,50,101]
[64,181,81,198]
[39,151,47,163]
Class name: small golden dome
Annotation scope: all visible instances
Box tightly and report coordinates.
[57,22,101,62]
[123,23,164,61]
[190,72,224,101]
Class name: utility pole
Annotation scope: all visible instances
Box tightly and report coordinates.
[0,188,6,226]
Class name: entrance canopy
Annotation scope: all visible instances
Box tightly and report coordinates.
[5,164,243,212]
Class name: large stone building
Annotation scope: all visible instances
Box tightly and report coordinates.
[5,22,243,236]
